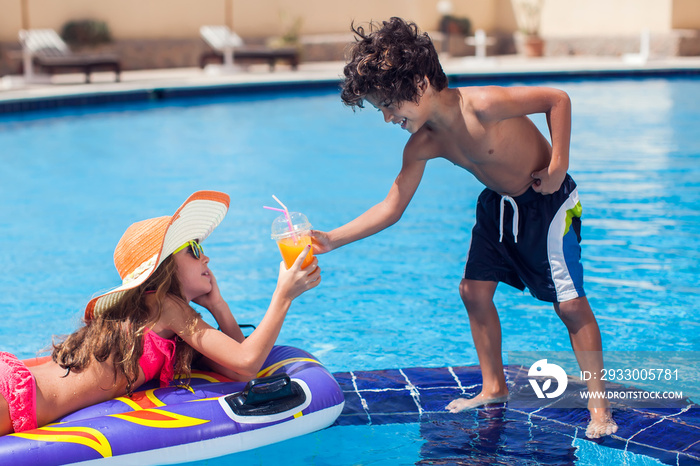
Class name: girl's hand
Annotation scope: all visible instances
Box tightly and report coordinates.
[310,230,333,254]
[193,269,227,314]
[275,245,321,301]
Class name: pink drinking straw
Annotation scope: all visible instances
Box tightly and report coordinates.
[263,195,298,241]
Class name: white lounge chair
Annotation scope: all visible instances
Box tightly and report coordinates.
[19,29,120,83]
[199,25,299,71]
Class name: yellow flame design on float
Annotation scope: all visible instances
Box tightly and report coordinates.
[12,426,112,458]
[110,408,209,428]
[115,388,168,411]
[188,371,230,382]
[256,357,319,378]
[115,369,225,411]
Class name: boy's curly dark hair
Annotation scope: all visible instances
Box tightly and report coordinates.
[341,17,448,109]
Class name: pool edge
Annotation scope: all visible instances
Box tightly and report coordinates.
[1,65,699,115]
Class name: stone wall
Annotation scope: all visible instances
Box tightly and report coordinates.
[544,29,700,57]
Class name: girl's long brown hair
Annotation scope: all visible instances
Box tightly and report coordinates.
[52,256,197,396]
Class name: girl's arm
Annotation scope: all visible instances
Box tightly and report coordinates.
[162,246,320,381]
[192,272,245,343]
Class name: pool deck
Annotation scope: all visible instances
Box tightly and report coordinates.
[1,54,700,112]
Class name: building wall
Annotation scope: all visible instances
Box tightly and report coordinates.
[672,0,700,29]
[1,0,698,75]
[2,0,697,43]
[538,0,673,36]
[0,0,434,41]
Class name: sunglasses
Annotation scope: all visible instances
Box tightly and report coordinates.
[173,240,204,259]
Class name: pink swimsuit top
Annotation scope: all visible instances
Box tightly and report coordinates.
[140,329,177,387]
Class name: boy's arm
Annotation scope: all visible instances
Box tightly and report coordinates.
[312,152,427,252]
[534,87,571,194]
[477,86,571,194]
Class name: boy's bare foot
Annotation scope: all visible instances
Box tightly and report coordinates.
[446,392,509,413]
[585,407,618,438]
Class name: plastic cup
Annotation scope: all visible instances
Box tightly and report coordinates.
[271,212,314,269]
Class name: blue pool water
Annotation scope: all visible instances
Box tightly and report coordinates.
[0,75,699,464]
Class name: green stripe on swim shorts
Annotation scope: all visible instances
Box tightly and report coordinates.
[564,201,582,236]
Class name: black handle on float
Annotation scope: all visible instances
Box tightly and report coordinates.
[242,373,293,406]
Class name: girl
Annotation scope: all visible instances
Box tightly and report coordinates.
[0,190,321,435]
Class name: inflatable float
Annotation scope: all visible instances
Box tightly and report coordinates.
[0,346,344,465]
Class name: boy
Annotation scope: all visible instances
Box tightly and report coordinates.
[311,17,617,438]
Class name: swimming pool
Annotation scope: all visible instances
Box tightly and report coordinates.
[0,75,698,464]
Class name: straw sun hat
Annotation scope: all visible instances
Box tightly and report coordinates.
[85,190,230,320]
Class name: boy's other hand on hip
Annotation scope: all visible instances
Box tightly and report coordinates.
[531,168,565,195]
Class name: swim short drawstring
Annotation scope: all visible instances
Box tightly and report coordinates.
[499,195,519,243]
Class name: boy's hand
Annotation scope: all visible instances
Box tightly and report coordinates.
[531,167,566,195]
[310,230,333,254]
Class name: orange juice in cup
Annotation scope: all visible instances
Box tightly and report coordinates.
[271,212,314,269]
[276,235,314,269]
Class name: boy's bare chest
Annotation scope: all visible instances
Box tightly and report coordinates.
[435,123,503,168]
[421,118,547,195]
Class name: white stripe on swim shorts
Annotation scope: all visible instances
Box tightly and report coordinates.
[547,187,581,302]
[499,195,519,243]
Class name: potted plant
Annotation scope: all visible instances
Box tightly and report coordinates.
[439,15,472,37]
[512,0,545,57]
[437,15,472,55]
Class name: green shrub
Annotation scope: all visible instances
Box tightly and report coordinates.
[61,20,112,47]
[439,15,472,36]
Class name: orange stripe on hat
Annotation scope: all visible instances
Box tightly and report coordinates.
[85,191,230,320]
[114,216,171,281]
